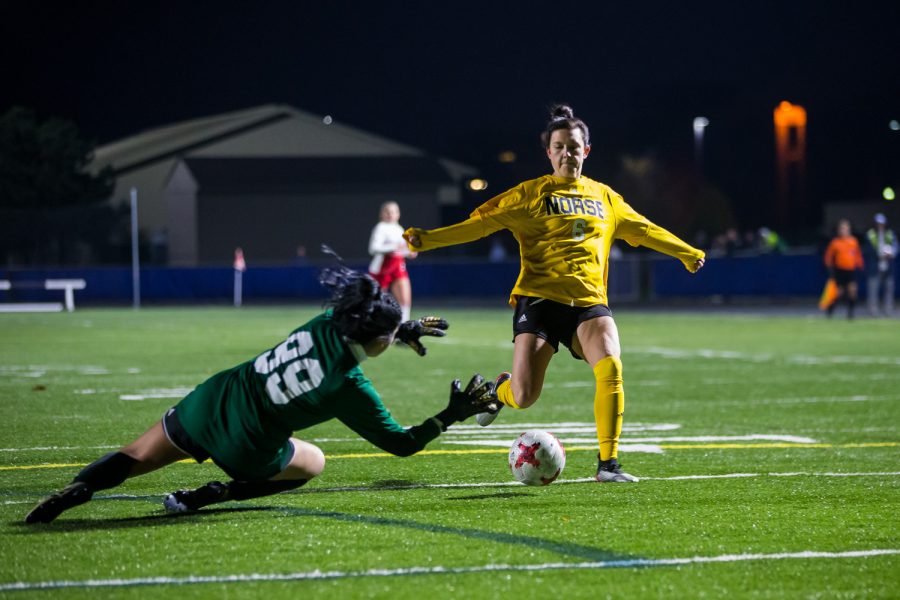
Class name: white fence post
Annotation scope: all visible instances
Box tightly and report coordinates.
[130,187,141,309]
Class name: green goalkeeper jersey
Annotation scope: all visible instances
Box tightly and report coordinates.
[175,312,441,479]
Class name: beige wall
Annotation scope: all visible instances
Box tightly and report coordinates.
[196,190,440,265]
[109,160,178,235]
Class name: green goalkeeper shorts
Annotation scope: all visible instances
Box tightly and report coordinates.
[170,369,296,481]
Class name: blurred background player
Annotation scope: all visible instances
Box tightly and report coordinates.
[369,201,416,321]
[824,219,864,319]
[25,266,497,524]
[864,213,897,317]
[404,104,705,483]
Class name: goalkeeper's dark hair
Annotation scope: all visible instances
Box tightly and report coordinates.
[319,266,402,344]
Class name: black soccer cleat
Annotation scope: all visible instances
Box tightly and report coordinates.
[25,482,93,524]
[163,481,229,513]
[475,372,510,427]
[596,458,639,483]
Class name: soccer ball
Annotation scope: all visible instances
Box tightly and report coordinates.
[508,430,566,486]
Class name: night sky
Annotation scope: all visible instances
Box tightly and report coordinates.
[2,1,898,233]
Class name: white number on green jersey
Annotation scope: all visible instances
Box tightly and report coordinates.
[254,331,324,405]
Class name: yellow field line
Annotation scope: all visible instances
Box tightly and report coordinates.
[1,441,897,471]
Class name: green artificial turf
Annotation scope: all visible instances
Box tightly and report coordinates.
[0,306,898,598]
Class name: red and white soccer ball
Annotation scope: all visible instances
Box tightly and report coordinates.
[508,430,566,486]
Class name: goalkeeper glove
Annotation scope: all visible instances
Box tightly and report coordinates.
[433,374,499,431]
[396,316,449,356]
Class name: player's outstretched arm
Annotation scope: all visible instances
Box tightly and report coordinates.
[395,316,449,356]
[433,374,499,431]
[335,373,500,457]
[403,215,498,253]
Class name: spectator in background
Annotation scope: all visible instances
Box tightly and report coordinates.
[692,230,709,251]
[824,219,865,319]
[758,227,787,254]
[865,213,897,317]
[743,229,758,251]
[489,237,508,262]
[369,201,416,322]
[724,227,742,257]
[294,245,308,266]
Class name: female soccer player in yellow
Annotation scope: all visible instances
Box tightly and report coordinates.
[404,105,705,482]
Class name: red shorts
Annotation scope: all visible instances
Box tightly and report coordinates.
[370,254,408,289]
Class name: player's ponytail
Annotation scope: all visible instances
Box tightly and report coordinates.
[319,264,402,345]
[541,103,590,148]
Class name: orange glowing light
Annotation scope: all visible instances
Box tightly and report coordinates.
[773,101,807,128]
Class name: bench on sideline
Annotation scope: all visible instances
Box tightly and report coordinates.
[0,279,87,312]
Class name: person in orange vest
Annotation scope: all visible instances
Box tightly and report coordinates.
[823,219,865,319]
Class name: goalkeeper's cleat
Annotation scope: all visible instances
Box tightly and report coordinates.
[595,458,639,483]
[476,372,511,427]
[163,481,229,514]
[25,482,93,524]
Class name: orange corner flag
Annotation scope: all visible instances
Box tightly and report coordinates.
[818,278,838,310]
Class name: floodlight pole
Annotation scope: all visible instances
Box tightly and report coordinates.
[130,187,141,309]
[693,117,709,179]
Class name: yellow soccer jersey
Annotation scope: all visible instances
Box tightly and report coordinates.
[406,175,704,307]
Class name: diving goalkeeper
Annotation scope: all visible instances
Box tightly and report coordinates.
[26,267,497,524]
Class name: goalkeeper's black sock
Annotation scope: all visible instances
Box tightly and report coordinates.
[848,297,856,319]
[73,452,138,491]
[222,478,308,501]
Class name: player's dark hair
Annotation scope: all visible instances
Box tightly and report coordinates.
[540,104,590,148]
[319,266,402,344]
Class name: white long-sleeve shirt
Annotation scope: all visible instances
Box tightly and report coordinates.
[368,221,408,274]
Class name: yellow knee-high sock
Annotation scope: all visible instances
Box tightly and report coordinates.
[495,378,521,409]
[593,356,624,461]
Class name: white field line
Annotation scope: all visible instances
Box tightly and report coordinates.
[0,365,140,374]
[304,471,900,492]
[767,471,900,478]
[443,434,819,447]
[72,386,193,400]
[447,421,681,435]
[542,380,665,388]
[119,388,193,401]
[752,395,895,405]
[632,346,900,366]
[2,549,897,591]
[0,365,112,377]
[0,423,683,452]
[0,444,118,453]
[4,472,898,505]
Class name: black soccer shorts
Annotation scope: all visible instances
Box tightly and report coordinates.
[162,407,211,464]
[832,268,855,287]
[512,296,612,359]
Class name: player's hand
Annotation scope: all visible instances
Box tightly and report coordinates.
[395,316,449,356]
[435,374,498,429]
[685,255,705,273]
[692,257,705,272]
[403,228,424,249]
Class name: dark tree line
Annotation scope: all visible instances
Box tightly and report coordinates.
[0,107,129,266]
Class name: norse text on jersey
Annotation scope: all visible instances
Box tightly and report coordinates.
[543,195,605,219]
